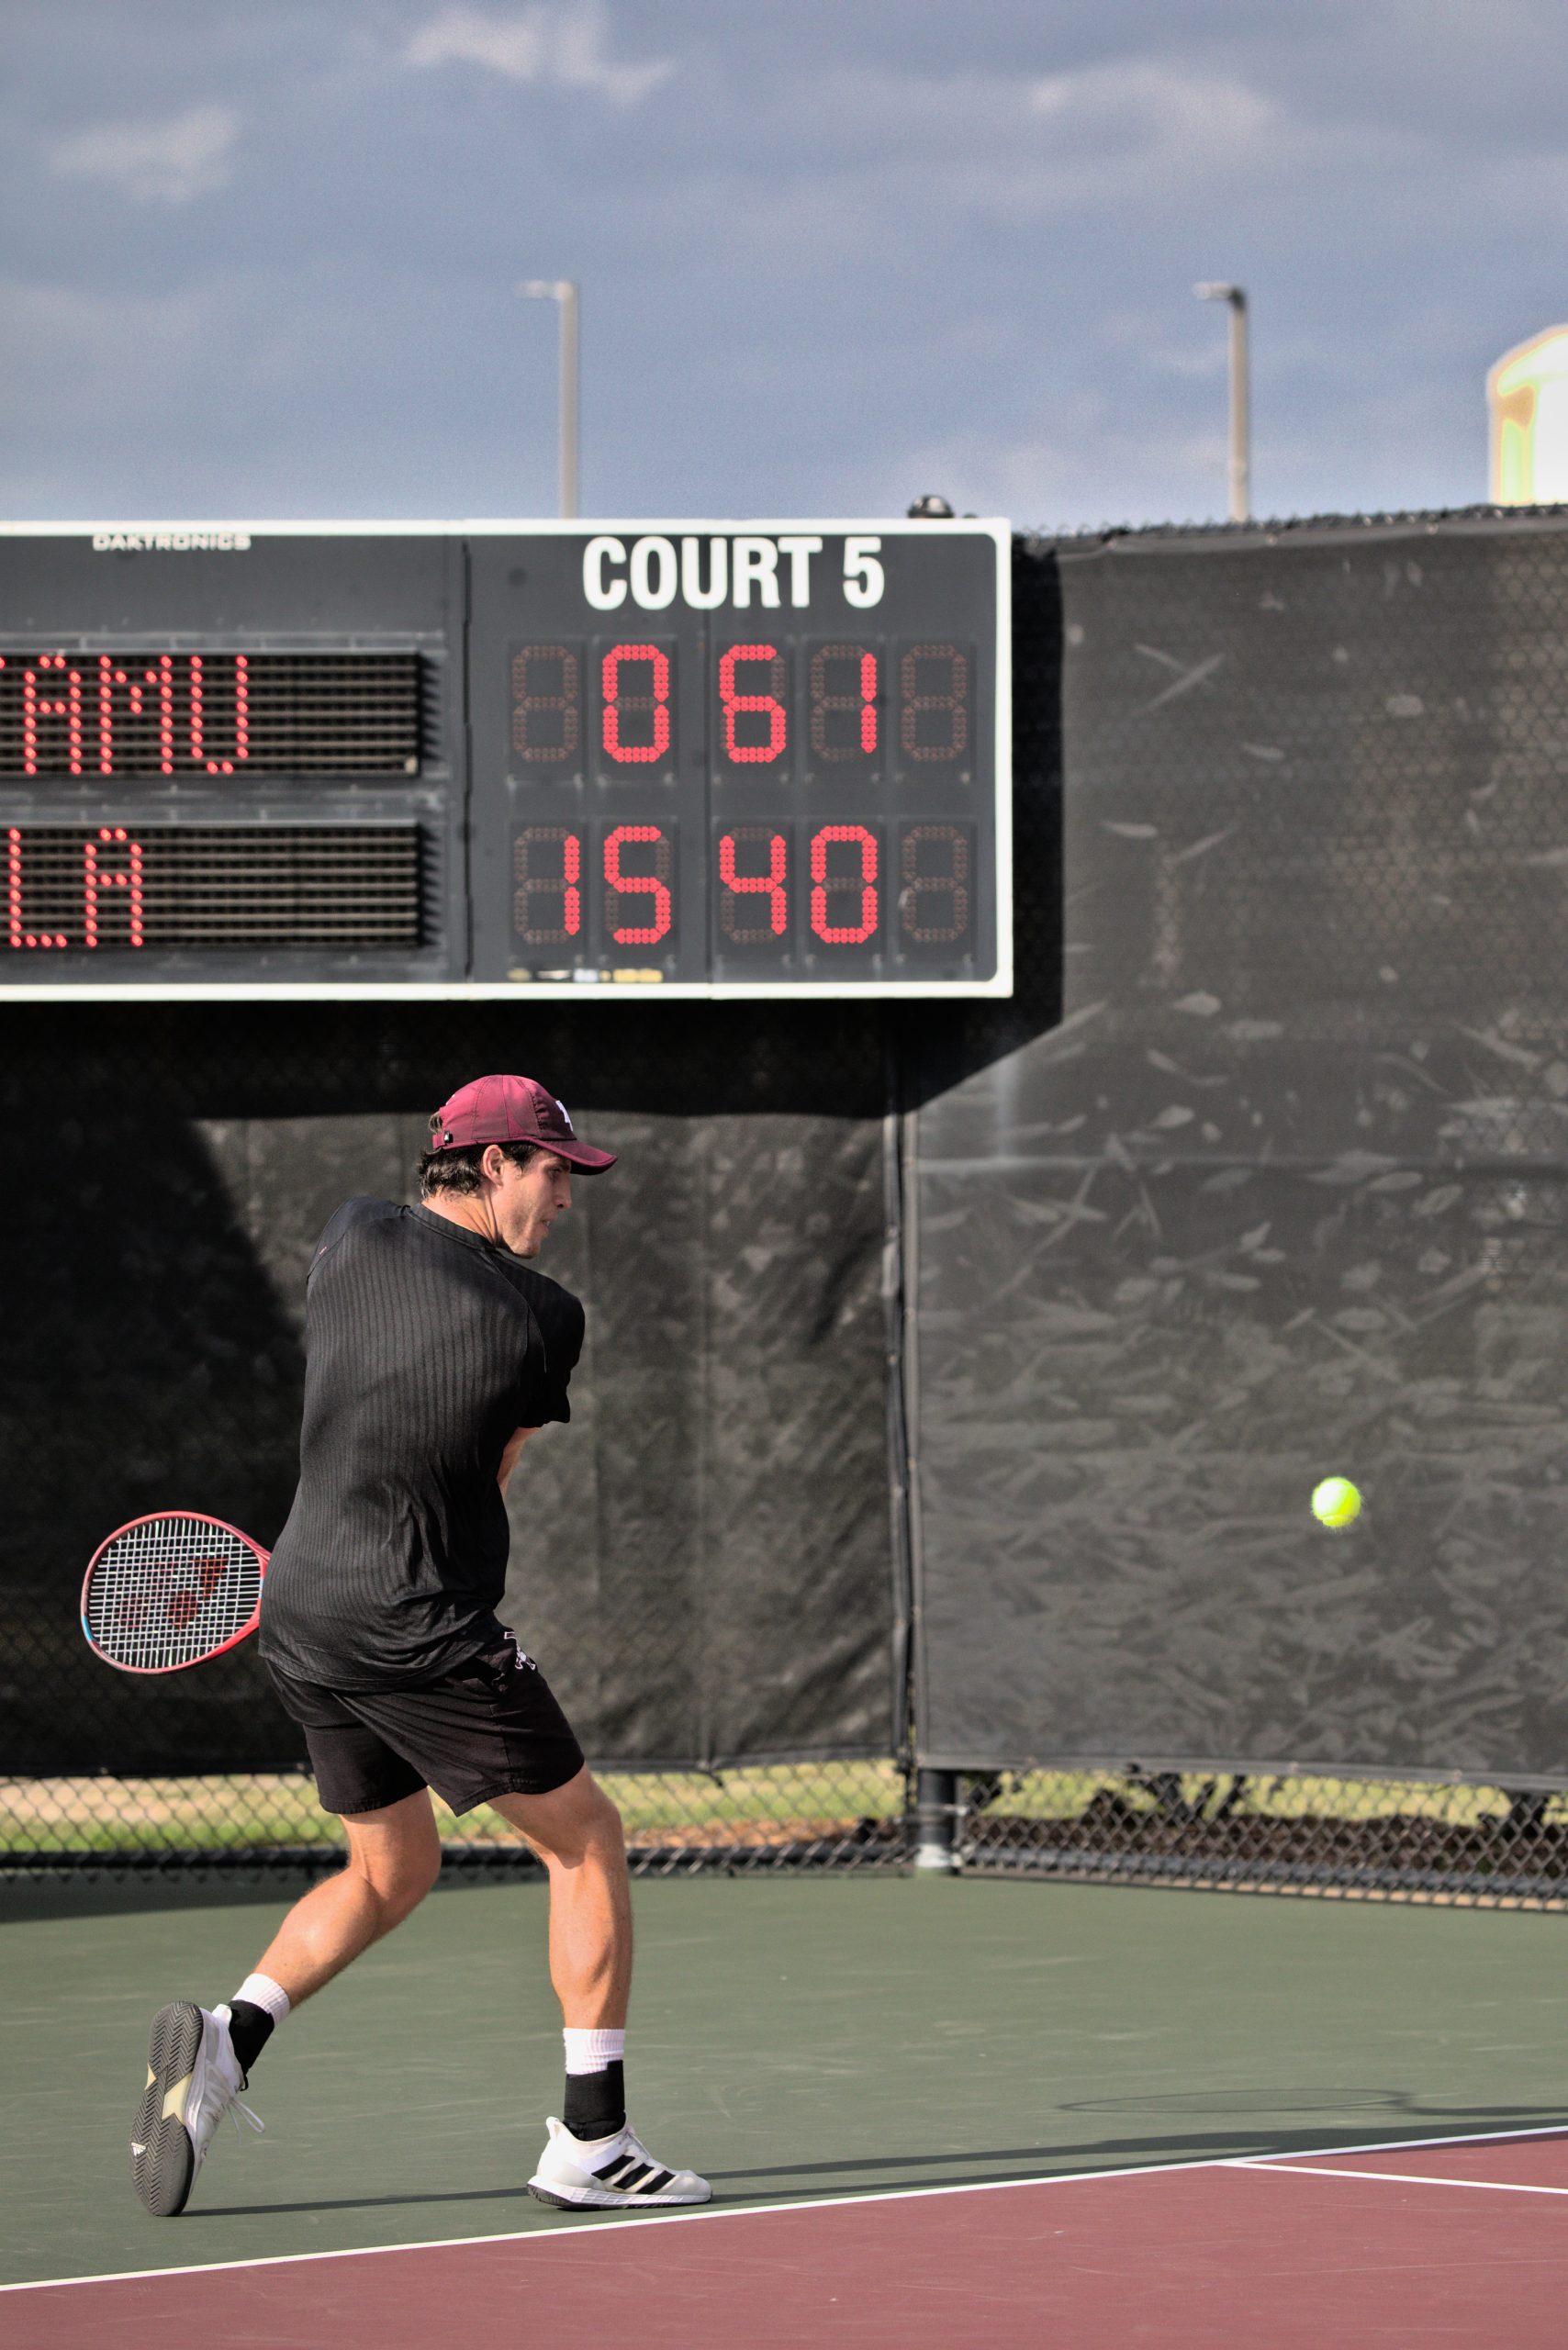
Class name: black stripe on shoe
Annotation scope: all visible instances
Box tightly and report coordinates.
[587,2153,677,2197]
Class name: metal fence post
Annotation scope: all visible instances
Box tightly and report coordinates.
[915,1768,958,1872]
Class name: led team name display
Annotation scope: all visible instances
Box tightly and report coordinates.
[0,522,1010,998]
[0,652,420,779]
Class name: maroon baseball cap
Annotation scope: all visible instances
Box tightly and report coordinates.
[427,1075,617,1173]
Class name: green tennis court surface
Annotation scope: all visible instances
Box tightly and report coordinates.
[3,1873,1565,2342]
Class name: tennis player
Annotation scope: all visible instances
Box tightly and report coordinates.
[130,1073,710,2219]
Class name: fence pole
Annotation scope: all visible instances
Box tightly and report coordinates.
[915,1768,958,1872]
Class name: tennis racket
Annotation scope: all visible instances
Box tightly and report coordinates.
[82,1512,268,1675]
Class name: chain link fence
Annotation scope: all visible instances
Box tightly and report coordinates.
[7,1761,1566,1904]
[0,1762,913,1877]
[957,1771,1568,1908]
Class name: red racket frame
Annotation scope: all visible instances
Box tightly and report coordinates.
[80,1511,270,1676]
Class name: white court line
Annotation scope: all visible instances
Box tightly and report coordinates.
[1238,2160,1568,2199]
[4,2120,1565,2299]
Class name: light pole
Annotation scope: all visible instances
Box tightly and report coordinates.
[518,278,579,519]
[1195,282,1249,521]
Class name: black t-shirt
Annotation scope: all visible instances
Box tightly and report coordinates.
[259,1198,584,1689]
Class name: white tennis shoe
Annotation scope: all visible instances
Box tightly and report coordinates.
[528,2115,711,2210]
[130,2000,263,2217]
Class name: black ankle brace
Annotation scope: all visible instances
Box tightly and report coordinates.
[226,1999,274,2078]
[564,2059,625,2141]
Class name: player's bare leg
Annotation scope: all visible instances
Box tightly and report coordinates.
[252,1790,444,2002]
[494,1768,709,2208]
[491,1766,632,2025]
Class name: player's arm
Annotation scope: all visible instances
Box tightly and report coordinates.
[498,1427,541,1496]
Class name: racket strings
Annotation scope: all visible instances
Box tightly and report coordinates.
[86,1518,262,1670]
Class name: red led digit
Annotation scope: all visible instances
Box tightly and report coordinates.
[809,645,879,761]
[603,823,673,945]
[96,656,114,774]
[6,827,68,950]
[22,655,84,778]
[900,643,969,762]
[83,826,145,949]
[718,828,788,939]
[156,655,174,775]
[718,645,787,765]
[810,824,879,945]
[899,824,970,945]
[232,655,250,770]
[601,644,671,765]
[186,655,249,776]
[512,645,580,763]
[66,665,84,776]
[512,827,583,943]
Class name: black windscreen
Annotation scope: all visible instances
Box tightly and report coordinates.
[913,521,1568,1782]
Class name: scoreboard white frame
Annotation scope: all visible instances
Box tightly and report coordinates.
[0,518,1012,1003]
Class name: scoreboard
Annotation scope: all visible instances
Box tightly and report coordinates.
[0,520,1011,1000]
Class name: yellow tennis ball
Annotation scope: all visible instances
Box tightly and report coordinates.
[1312,1476,1361,1528]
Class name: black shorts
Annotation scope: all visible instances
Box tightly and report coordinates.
[265,1628,586,1818]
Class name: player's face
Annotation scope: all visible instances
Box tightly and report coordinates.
[495,1149,573,1257]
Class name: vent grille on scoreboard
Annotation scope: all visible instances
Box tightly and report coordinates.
[5,824,423,949]
[0,652,423,778]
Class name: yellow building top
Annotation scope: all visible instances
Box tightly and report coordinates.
[1488,327,1568,502]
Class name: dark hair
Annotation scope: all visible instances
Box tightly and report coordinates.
[418,1139,541,1198]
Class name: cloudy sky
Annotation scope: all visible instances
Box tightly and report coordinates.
[4,1,1565,527]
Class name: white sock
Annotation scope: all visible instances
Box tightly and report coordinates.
[233,1972,291,2024]
[563,2026,624,2074]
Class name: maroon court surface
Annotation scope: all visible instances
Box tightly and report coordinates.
[6,2131,1566,2350]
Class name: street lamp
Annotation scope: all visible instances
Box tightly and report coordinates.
[518,279,579,519]
[1194,282,1249,521]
